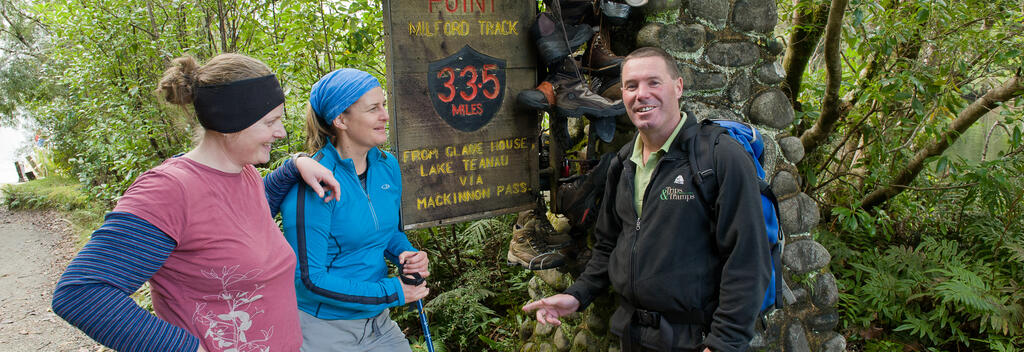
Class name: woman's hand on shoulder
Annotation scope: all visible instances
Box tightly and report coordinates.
[294,155,340,202]
[399,251,429,278]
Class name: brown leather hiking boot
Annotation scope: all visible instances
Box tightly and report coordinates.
[583,27,623,73]
[533,210,572,250]
[590,73,622,101]
[507,210,566,270]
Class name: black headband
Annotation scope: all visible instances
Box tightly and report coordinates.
[193,74,286,133]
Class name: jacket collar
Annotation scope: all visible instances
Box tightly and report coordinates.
[619,110,698,162]
[316,138,388,172]
[665,110,699,158]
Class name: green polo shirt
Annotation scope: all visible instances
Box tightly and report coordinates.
[630,118,685,216]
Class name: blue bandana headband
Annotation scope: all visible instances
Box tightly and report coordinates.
[309,68,381,125]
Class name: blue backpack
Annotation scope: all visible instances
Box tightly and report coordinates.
[689,119,785,312]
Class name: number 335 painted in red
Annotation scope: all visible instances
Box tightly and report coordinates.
[427,45,507,132]
[435,64,500,103]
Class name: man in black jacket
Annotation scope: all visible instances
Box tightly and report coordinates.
[523,47,771,352]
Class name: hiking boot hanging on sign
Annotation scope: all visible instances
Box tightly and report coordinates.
[507,210,567,270]
[530,12,593,66]
[544,0,598,25]
[512,70,622,119]
[427,45,506,132]
[600,0,631,25]
[549,71,624,119]
[531,209,572,250]
[517,81,556,110]
[555,152,615,228]
[589,72,622,100]
[582,27,623,73]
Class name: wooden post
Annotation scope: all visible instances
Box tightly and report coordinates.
[14,162,26,183]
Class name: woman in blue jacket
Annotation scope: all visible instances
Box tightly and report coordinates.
[280,68,429,351]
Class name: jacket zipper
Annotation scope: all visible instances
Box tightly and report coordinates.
[353,167,380,231]
[363,186,380,231]
[630,156,675,304]
[631,216,641,303]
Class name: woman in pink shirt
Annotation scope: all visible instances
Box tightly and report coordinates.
[52,53,337,352]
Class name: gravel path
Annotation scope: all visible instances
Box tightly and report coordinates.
[0,207,102,351]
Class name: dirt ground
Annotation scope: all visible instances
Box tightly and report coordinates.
[0,207,103,351]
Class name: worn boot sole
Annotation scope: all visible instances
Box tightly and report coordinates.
[536,25,594,65]
[555,102,626,119]
[517,89,551,110]
[581,61,623,76]
[507,250,566,270]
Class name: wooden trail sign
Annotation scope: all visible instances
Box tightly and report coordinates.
[383,0,539,229]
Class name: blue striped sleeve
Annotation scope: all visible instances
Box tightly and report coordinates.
[52,212,200,352]
[264,158,299,217]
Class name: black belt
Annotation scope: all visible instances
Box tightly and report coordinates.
[633,307,707,327]
[620,300,712,352]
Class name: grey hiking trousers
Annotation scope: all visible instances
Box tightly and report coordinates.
[299,309,412,352]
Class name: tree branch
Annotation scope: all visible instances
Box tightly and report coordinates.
[861,74,1024,210]
[889,182,979,191]
[799,0,849,155]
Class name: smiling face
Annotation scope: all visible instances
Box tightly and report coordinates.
[621,56,684,135]
[225,104,286,165]
[335,86,389,150]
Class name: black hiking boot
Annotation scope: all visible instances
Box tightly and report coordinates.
[554,152,616,229]
[531,11,594,66]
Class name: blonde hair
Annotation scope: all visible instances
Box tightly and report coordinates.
[304,105,337,152]
[157,53,273,106]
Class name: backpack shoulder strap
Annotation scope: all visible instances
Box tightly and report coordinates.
[688,120,727,223]
[604,140,632,196]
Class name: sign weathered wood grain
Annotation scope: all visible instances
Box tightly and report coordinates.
[383,0,538,229]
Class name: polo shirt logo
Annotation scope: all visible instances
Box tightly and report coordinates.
[673,175,686,185]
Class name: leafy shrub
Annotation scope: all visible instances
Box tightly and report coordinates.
[397,215,531,351]
[822,153,1024,351]
[2,176,93,211]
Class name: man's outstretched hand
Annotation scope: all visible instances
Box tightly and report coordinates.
[522,294,580,326]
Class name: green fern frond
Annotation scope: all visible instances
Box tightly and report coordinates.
[933,279,1000,314]
[895,314,940,344]
[1002,238,1024,264]
[460,218,508,246]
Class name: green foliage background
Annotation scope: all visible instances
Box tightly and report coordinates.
[2,0,386,201]
[778,0,1024,350]
[1,0,1023,350]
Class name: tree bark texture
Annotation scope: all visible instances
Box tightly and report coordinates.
[860,74,1024,210]
[799,0,849,155]
[216,0,228,52]
[782,0,828,111]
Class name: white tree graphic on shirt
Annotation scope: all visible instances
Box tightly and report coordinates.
[193,265,274,352]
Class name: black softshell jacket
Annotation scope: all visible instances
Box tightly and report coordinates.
[564,113,771,352]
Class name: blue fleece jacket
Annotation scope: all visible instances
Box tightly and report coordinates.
[281,143,417,320]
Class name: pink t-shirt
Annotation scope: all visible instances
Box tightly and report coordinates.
[114,157,302,351]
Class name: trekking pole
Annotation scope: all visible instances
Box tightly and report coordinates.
[399,266,435,352]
